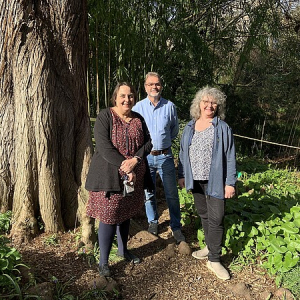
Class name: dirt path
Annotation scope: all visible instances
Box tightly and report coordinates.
[17,200,278,300]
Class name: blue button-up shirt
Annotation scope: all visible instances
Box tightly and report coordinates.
[133,97,179,150]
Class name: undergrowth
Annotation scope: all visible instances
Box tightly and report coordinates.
[179,156,300,298]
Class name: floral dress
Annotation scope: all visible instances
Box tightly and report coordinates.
[86,109,146,224]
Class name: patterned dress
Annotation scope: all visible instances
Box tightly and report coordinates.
[86,109,146,224]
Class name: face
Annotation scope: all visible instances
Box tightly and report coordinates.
[144,75,162,98]
[200,95,218,118]
[114,85,135,113]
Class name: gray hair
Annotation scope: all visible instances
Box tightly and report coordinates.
[190,86,226,120]
[144,72,162,85]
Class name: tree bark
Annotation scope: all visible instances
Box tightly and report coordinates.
[0,0,95,245]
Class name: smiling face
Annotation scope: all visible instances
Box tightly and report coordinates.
[200,95,218,119]
[144,75,162,99]
[114,85,135,115]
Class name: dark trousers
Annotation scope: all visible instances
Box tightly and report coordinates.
[192,180,225,262]
[98,219,130,266]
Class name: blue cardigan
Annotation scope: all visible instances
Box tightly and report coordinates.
[178,117,236,200]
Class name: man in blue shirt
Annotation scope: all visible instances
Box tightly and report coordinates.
[133,72,186,244]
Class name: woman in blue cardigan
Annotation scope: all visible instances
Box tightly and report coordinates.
[178,86,236,280]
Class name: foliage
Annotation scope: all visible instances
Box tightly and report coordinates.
[81,286,120,300]
[280,265,300,299]
[81,287,110,300]
[172,121,188,159]
[1,273,40,299]
[87,0,300,157]
[178,188,200,229]
[0,211,12,234]
[190,156,300,289]
[42,234,59,247]
[51,276,75,300]
[0,236,23,294]
[224,165,299,278]
[77,242,99,267]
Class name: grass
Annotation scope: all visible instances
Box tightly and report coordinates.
[280,265,300,299]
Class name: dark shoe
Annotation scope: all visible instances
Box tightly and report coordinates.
[148,222,158,236]
[173,229,186,243]
[117,250,141,264]
[99,264,111,277]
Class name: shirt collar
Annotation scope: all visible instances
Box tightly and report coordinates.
[147,96,163,107]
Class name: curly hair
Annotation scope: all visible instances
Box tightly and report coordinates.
[190,86,226,120]
[110,82,137,106]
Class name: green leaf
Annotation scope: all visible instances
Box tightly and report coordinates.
[0,258,8,270]
[293,218,300,228]
[281,222,299,234]
[282,251,299,270]
[269,235,288,253]
[248,226,258,237]
[273,252,283,267]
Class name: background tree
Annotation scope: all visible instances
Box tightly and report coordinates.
[0,0,94,244]
[87,0,300,159]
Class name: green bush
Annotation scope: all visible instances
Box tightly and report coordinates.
[0,210,12,234]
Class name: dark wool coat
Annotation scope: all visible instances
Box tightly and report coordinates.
[85,108,154,193]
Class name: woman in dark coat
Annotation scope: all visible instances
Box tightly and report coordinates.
[85,82,153,277]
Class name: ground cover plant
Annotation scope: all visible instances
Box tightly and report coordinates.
[0,211,28,298]
[183,157,300,297]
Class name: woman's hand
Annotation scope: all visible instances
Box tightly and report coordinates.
[178,178,185,189]
[225,185,235,198]
[120,157,139,174]
[127,171,136,184]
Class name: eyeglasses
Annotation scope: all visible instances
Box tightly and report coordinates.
[145,83,161,87]
[202,100,218,107]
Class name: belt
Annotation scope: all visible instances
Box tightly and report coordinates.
[150,148,169,156]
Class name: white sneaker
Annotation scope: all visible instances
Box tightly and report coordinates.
[192,245,209,260]
[207,261,230,280]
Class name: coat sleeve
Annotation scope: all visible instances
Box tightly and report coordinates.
[225,126,237,187]
[178,126,188,179]
[94,109,124,167]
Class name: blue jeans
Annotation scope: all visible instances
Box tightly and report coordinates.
[145,153,181,232]
[192,180,225,262]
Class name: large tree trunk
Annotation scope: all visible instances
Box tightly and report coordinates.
[0,0,95,245]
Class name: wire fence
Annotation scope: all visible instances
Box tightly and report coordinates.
[234,134,300,151]
[90,118,300,152]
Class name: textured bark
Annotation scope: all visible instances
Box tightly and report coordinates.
[0,0,95,244]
